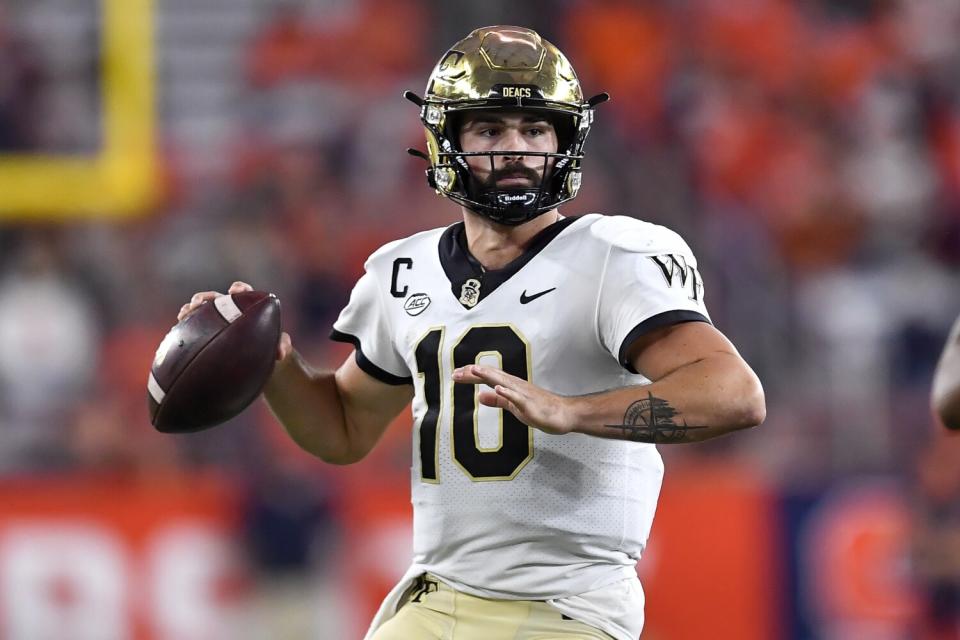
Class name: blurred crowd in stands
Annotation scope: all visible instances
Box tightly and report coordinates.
[2,0,960,633]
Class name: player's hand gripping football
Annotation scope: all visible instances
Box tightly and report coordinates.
[178,281,292,361]
[452,365,576,435]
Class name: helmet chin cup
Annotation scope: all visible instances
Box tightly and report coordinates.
[474,189,543,226]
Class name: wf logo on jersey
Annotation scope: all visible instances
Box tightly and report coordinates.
[649,254,703,302]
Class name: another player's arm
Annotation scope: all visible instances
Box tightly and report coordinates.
[932,314,960,430]
[179,282,413,463]
[454,321,765,443]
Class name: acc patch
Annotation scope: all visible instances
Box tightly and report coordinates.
[404,293,431,316]
[497,191,537,207]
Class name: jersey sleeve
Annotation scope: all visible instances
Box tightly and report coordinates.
[330,267,412,385]
[596,228,712,374]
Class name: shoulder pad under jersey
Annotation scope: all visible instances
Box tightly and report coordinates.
[364,226,447,268]
[588,215,691,255]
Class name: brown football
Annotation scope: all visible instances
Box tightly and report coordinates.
[148,291,281,433]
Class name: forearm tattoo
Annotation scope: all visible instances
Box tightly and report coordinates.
[604,392,708,443]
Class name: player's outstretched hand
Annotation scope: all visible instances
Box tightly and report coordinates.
[452,365,575,435]
[177,281,292,361]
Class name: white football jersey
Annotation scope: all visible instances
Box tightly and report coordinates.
[332,214,710,633]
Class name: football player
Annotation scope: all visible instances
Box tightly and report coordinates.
[180,26,765,640]
[932,314,960,430]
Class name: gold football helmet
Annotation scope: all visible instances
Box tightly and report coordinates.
[406,26,607,225]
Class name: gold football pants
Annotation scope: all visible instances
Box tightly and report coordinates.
[370,574,614,640]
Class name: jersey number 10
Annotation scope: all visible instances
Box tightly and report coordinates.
[414,325,533,482]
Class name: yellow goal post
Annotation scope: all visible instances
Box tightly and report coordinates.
[0,0,157,219]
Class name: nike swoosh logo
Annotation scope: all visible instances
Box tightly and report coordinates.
[520,287,556,304]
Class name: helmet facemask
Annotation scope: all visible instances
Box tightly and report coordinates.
[437,108,582,225]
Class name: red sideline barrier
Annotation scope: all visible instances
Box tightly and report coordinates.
[0,462,781,639]
[641,462,780,640]
[0,473,247,640]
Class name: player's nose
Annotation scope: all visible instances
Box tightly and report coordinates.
[495,127,527,153]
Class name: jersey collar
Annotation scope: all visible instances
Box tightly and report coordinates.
[438,216,581,310]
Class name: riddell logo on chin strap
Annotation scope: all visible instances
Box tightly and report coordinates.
[498,192,536,206]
